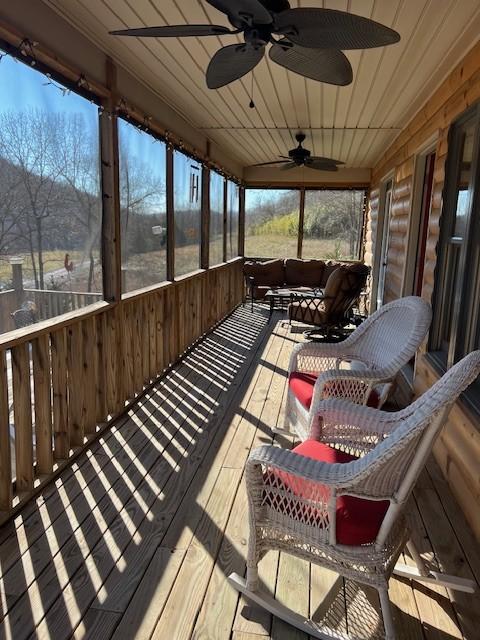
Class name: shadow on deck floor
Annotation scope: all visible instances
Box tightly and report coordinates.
[0,305,479,640]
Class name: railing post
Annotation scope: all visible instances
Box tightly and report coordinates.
[166,145,175,281]
[223,178,228,262]
[10,257,24,308]
[201,165,210,270]
[100,58,122,302]
[238,185,245,257]
[298,187,305,259]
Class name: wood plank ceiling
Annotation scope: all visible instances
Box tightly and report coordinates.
[44,0,480,170]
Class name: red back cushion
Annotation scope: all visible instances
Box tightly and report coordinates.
[267,440,389,545]
[288,371,380,409]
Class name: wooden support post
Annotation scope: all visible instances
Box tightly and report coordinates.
[201,166,210,270]
[238,186,245,257]
[298,187,306,259]
[0,350,12,511]
[100,57,122,302]
[166,146,175,281]
[223,178,228,263]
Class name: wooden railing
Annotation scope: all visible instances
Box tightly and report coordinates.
[24,288,103,321]
[0,288,104,334]
[0,259,244,520]
[0,290,17,334]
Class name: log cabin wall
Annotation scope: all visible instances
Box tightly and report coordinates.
[366,39,480,539]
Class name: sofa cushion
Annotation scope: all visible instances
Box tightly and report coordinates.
[267,440,389,545]
[244,259,285,286]
[285,259,325,287]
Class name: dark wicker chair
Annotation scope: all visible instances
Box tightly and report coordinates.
[11,301,39,330]
[288,264,369,340]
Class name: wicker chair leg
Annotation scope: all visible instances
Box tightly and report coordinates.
[406,539,428,576]
[378,587,396,640]
[246,565,259,591]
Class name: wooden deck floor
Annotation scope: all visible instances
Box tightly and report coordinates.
[0,305,479,640]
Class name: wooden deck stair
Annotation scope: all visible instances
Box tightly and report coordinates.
[0,305,479,640]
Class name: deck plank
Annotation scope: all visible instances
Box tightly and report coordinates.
[0,306,478,640]
[3,310,267,638]
[110,548,185,640]
[191,317,291,640]
[150,468,242,640]
[29,312,268,639]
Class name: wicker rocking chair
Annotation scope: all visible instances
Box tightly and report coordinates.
[284,296,432,441]
[229,350,480,639]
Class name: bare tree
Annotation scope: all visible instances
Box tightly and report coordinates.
[53,113,102,291]
[0,159,24,257]
[0,109,62,289]
[119,139,166,261]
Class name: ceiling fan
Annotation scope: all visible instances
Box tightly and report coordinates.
[110,0,400,89]
[250,133,343,171]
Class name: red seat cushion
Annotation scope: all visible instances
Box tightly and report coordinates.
[268,440,389,545]
[289,371,380,409]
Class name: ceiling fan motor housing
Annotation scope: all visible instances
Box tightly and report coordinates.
[244,25,272,48]
[289,133,310,163]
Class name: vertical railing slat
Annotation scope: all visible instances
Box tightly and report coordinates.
[0,350,12,511]
[122,302,134,401]
[12,343,34,492]
[32,334,53,475]
[95,313,108,423]
[148,294,157,381]
[82,317,97,435]
[133,302,143,393]
[51,328,69,459]
[155,291,164,376]
[67,322,85,447]
[142,297,150,384]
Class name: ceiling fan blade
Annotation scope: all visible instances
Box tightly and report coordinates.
[207,44,264,89]
[305,160,339,171]
[269,40,352,85]
[110,24,234,38]
[249,160,291,166]
[206,0,272,25]
[274,8,400,49]
[281,162,297,170]
[310,155,344,165]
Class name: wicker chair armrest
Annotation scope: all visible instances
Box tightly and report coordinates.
[311,397,401,439]
[311,369,392,407]
[246,444,360,487]
[288,340,359,375]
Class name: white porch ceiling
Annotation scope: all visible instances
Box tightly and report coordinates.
[44,0,480,171]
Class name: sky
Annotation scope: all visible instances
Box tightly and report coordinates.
[0,51,97,118]
[0,50,166,194]
[0,50,284,214]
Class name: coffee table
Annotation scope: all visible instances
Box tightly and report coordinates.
[265,287,322,321]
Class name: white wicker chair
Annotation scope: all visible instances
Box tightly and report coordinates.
[229,350,480,640]
[284,296,432,441]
